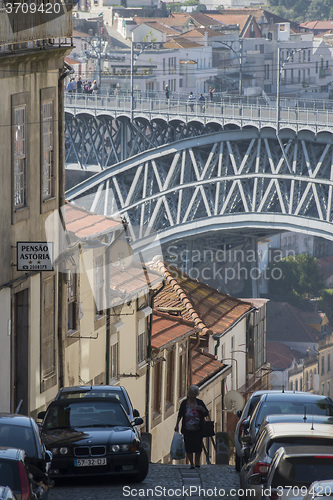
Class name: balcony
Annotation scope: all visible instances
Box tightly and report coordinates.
[0,1,73,51]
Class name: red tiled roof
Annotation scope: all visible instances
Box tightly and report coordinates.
[151,261,253,336]
[203,12,252,32]
[266,301,320,343]
[110,263,163,298]
[266,341,302,370]
[301,21,333,31]
[64,203,123,238]
[192,348,230,386]
[151,311,194,349]
[175,27,223,39]
[164,40,203,49]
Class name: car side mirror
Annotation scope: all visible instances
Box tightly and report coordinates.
[133,409,140,418]
[241,418,250,432]
[37,411,46,420]
[236,410,242,418]
[248,473,266,485]
[132,417,143,426]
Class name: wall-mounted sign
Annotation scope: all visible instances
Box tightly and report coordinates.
[17,242,53,271]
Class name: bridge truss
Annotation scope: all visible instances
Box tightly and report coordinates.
[66,127,333,245]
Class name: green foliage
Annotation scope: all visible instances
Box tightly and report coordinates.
[267,0,333,21]
[319,289,333,323]
[267,253,324,302]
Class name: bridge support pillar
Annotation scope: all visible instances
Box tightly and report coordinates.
[249,237,259,298]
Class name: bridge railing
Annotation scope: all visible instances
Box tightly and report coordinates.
[64,93,333,130]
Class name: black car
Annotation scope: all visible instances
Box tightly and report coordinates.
[0,447,48,500]
[0,414,52,488]
[39,397,148,481]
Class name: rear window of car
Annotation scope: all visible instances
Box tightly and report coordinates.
[0,425,37,457]
[268,438,333,458]
[271,457,333,487]
[59,390,130,414]
[0,460,19,492]
[256,401,333,426]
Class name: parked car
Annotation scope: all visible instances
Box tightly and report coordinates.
[0,414,52,487]
[240,421,333,499]
[0,486,16,500]
[241,392,333,454]
[55,386,140,422]
[234,390,303,471]
[0,447,48,500]
[303,480,333,500]
[39,397,148,482]
[249,445,333,499]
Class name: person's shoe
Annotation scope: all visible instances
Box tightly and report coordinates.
[190,465,195,469]
[195,465,200,468]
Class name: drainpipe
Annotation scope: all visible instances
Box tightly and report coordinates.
[56,63,74,388]
[145,281,165,433]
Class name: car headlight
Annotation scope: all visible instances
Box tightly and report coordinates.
[60,447,69,455]
[111,444,120,452]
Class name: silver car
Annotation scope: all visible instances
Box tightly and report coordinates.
[240,422,333,499]
[241,392,333,456]
[303,480,333,500]
[0,487,16,500]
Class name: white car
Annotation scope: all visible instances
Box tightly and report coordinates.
[0,487,16,500]
[303,480,333,500]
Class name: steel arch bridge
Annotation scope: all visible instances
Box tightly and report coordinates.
[66,126,333,246]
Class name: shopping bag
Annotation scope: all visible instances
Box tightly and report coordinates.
[202,419,215,437]
[170,431,186,460]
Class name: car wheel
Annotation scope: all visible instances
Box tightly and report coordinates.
[235,453,241,472]
[133,446,149,482]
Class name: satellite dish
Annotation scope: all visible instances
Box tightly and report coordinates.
[224,390,245,412]
[108,239,133,268]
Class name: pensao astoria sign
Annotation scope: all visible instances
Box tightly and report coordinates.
[17,242,53,271]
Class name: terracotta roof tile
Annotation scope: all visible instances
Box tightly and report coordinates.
[267,301,320,343]
[64,203,123,238]
[151,311,195,349]
[266,341,302,370]
[192,348,230,386]
[151,261,253,336]
[109,262,162,298]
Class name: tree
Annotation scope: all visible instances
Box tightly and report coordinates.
[266,0,332,22]
[267,253,324,301]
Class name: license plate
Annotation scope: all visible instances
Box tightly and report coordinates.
[74,458,107,467]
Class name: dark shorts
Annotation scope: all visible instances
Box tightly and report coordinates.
[183,429,203,453]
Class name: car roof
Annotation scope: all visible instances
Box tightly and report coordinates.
[281,444,333,457]
[264,422,333,438]
[259,393,333,402]
[0,447,25,461]
[0,414,33,427]
[251,390,304,397]
[262,414,333,424]
[58,385,125,393]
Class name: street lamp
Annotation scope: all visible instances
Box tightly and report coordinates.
[215,40,243,96]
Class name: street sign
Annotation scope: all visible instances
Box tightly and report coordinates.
[17,242,53,271]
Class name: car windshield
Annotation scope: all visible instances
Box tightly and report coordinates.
[0,460,20,492]
[44,401,131,430]
[0,424,37,457]
[271,456,333,487]
[256,401,333,426]
[59,390,130,414]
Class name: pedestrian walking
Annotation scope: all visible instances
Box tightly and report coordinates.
[199,93,205,112]
[188,91,196,112]
[174,385,209,468]
[76,77,82,93]
[66,78,74,93]
[71,77,77,93]
[165,85,170,103]
[209,86,215,103]
[91,80,99,94]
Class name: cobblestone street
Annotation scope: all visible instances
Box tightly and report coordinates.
[49,463,240,499]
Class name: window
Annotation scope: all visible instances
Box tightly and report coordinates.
[305,372,309,391]
[41,276,56,388]
[321,356,325,375]
[13,106,27,209]
[68,270,78,333]
[166,349,175,407]
[310,370,313,390]
[290,381,293,391]
[295,380,298,391]
[153,359,162,415]
[137,317,146,364]
[328,354,331,372]
[110,341,118,380]
[94,255,104,316]
[42,101,54,200]
[178,342,187,399]
[328,381,331,398]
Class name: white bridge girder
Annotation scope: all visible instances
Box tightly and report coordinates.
[66,128,333,243]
